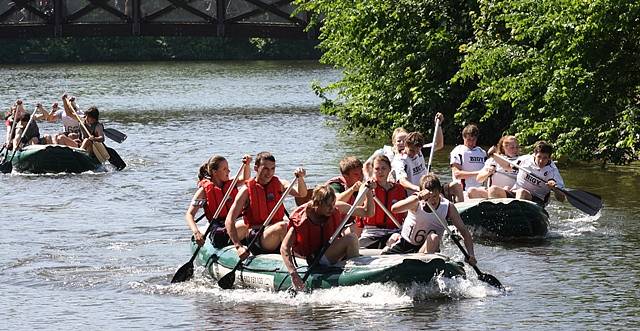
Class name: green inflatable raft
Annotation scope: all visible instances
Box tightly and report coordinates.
[456,198,550,240]
[10,144,102,174]
[192,240,466,291]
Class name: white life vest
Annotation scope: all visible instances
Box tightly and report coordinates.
[400,198,449,246]
[513,154,565,200]
[450,145,487,190]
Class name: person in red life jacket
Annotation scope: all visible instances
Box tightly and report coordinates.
[4,99,26,150]
[281,182,376,291]
[185,154,252,247]
[225,151,308,260]
[383,174,477,265]
[325,156,364,204]
[357,155,407,249]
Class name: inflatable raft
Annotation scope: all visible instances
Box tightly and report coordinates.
[10,144,102,174]
[192,240,466,291]
[456,198,549,240]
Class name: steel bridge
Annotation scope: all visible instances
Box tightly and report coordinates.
[0,0,313,39]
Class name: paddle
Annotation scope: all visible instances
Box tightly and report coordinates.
[64,97,110,163]
[171,162,247,283]
[0,109,37,174]
[424,200,504,289]
[217,176,298,289]
[0,106,19,159]
[106,146,126,171]
[372,195,402,228]
[426,117,441,172]
[493,154,602,216]
[289,185,372,296]
[104,128,127,143]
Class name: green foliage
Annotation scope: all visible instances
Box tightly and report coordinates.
[295,0,477,136]
[452,0,640,164]
[299,0,640,164]
[0,37,320,63]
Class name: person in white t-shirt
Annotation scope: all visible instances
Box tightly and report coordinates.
[37,95,84,147]
[363,113,445,180]
[450,123,487,199]
[489,141,566,206]
[471,135,521,198]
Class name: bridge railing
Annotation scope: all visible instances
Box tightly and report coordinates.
[0,0,313,39]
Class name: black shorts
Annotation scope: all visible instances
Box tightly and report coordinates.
[382,237,421,255]
[241,228,278,255]
[208,220,231,248]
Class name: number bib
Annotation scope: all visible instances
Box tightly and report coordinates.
[400,199,449,246]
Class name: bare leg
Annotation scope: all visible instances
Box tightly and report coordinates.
[233,219,248,241]
[324,233,359,264]
[55,135,79,147]
[515,188,533,201]
[418,233,440,254]
[80,138,93,153]
[467,187,488,199]
[488,185,508,198]
[259,220,288,251]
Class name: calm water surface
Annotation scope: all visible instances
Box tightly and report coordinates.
[1,61,639,330]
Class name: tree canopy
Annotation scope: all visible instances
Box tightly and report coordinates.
[297,0,640,164]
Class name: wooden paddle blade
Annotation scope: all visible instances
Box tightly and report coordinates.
[92,142,110,163]
[103,128,127,143]
[170,261,194,283]
[217,270,236,289]
[478,272,504,289]
[563,188,602,216]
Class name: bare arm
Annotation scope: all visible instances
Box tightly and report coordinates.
[280,227,305,290]
[236,154,252,183]
[225,187,248,248]
[398,178,420,193]
[448,203,476,264]
[283,167,307,197]
[476,165,496,183]
[92,123,105,143]
[451,163,481,180]
[335,186,375,218]
[335,181,361,202]
[391,194,420,213]
[185,187,206,246]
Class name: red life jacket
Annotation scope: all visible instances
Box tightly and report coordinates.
[325,176,355,204]
[243,176,284,227]
[357,183,407,229]
[198,179,238,221]
[289,203,343,257]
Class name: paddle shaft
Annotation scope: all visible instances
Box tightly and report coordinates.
[427,118,441,172]
[225,176,298,275]
[3,107,37,166]
[1,108,18,156]
[300,186,371,284]
[65,97,109,162]
[424,201,488,281]
[372,195,402,228]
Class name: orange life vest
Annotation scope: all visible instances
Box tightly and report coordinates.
[289,203,343,257]
[198,179,238,221]
[357,183,407,229]
[243,176,284,227]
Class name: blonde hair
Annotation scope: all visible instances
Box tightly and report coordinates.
[311,184,336,208]
[391,127,408,144]
[497,135,518,155]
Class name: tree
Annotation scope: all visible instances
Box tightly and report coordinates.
[296,0,477,135]
[453,0,640,164]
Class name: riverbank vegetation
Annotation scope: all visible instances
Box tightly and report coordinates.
[297,0,640,165]
[0,36,320,63]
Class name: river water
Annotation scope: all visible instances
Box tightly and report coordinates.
[1,61,639,330]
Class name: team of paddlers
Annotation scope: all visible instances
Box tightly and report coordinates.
[2,96,126,171]
[185,113,567,291]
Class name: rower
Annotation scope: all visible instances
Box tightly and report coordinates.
[280,183,375,291]
[489,140,566,205]
[225,152,307,260]
[383,173,477,266]
[450,123,488,200]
